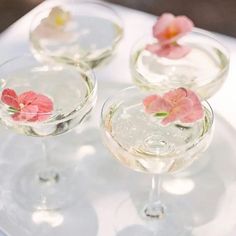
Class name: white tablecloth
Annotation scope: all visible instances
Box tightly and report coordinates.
[0,1,236,236]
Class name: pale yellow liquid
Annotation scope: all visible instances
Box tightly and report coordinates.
[0,65,96,137]
[103,102,213,174]
[131,38,229,99]
[30,15,123,68]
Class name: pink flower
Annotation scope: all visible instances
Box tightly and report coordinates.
[146,13,194,59]
[153,13,193,45]
[143,95,172,115]
[1,89,20,110]
[1,89,53,122]
[146,43,191,60]
[143,88,204,125]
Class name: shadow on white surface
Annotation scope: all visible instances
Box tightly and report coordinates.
[0,0,234,234]
[0,82,234,236]
[116,224,192,236]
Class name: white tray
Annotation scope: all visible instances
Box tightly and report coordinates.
[0,81,235,236]
[0,1,236,235]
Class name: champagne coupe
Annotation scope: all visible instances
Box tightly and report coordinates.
[0,55,97,210]
[30,2,123,68]
[101,87,214,235]
[130,29,229,99]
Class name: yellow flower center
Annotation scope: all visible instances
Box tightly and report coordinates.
[165,25,179,39]
[54,15,67,26]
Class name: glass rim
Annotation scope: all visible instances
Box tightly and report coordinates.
[29,1,124,66]
[101,86,214,160]
[30,0,124,31]
[130,28,230,94]
[75,0,124,27]
[0,54,97,124]
[131,27,230,57]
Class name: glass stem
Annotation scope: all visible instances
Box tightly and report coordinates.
[149,175,161,204]
[41,138,49,164]
[143,175,165,219]
[38,138,59,184]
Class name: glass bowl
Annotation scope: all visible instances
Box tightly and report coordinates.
[101,86,214,235]
[130,29,229,99]
[0,54,97,210]
[30,1,123,68]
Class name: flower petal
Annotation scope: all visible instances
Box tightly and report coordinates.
[162,97,192,125]
[143,88,204,125]
[153,13,194,45]
[163,88,187,105]
[173,16,194,38]
[143,95,159,107]
[146,43,162,54]
[32,6,72,42]
[143,94,171,114]
[18,91,38,106]
[48,7,70,27]
[12,105,38,122]
[166,45,191,59]
[1,88,20,109]
[31,94,53,121]
[147,44,191,59]
[153,13,175,41]
[180,90,204,123]
[15,91,53,122]
[32,94,53,113]
[162,16,194,45]
[180,108,204,123]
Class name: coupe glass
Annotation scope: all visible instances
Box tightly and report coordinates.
[101,87,214,235]
[0,55,97,210]
[30,2,123,68]
[130,29,229,99]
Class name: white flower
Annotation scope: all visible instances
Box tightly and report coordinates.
[43,6,71,28]
[32,6,72,41]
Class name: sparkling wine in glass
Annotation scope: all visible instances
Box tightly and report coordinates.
[130,29,229,99]
[30,2,123,68]
[101,86,214,235]
[0,55,97,210]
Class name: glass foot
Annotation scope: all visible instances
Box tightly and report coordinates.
[142,201,165,220]
[114,195,192,236]
[12,160,79,211]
